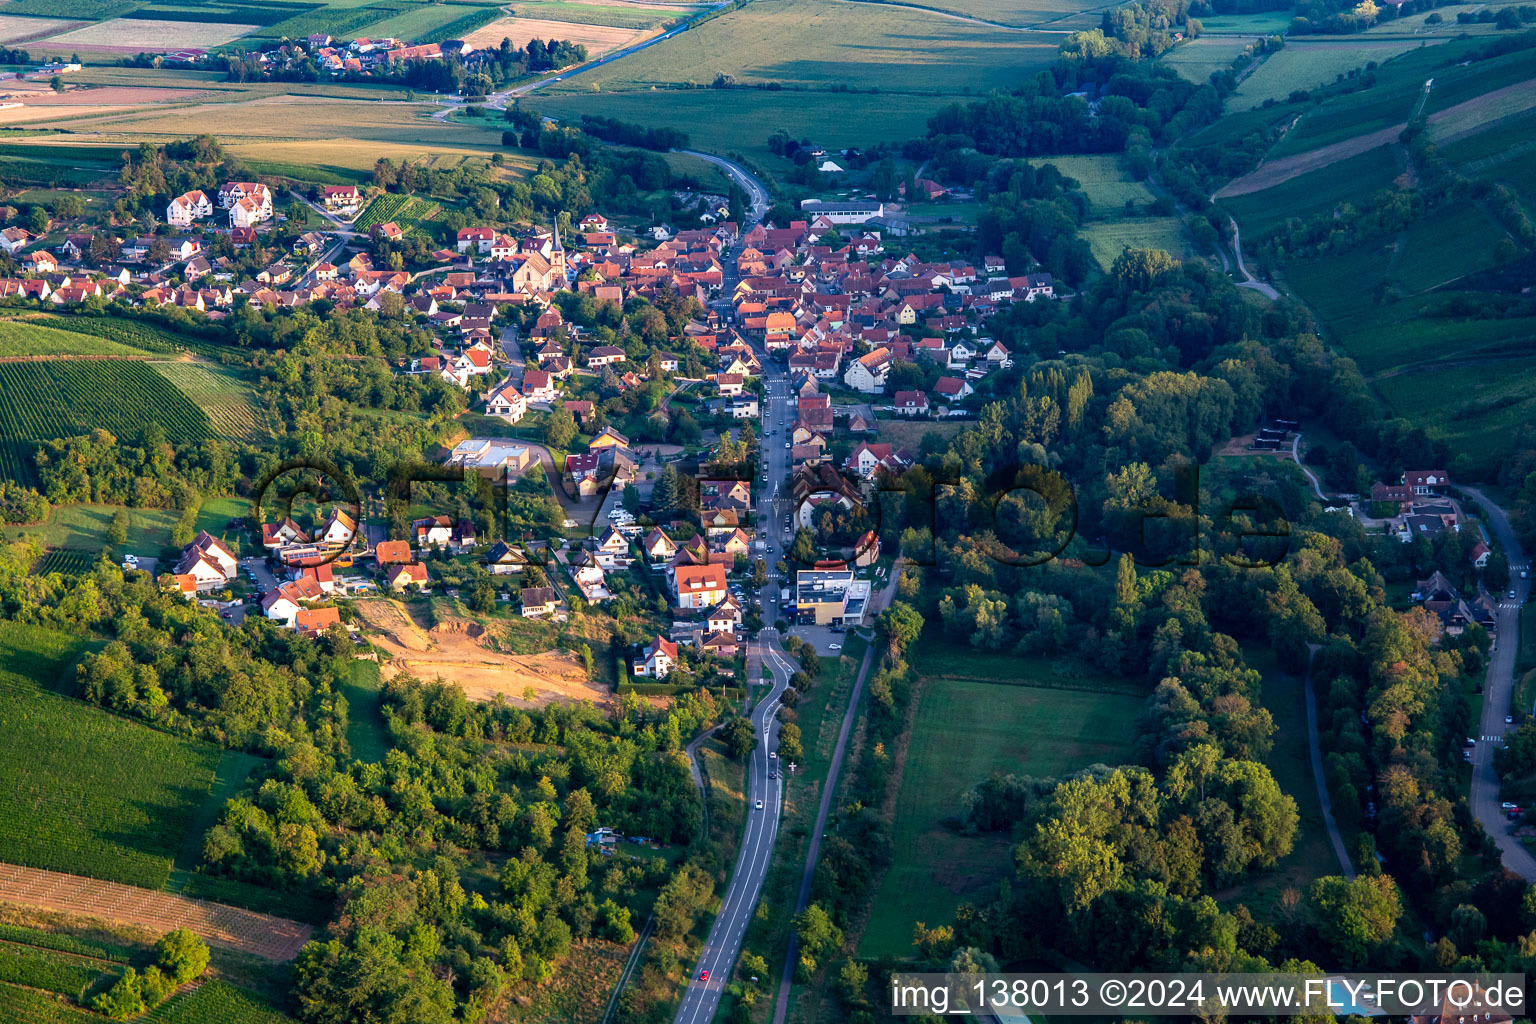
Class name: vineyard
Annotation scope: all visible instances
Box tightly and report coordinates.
[145,981,298,1023]
[0,940,112,1003]
[0,362,211,486]
[0,622,222,890]
[354,192,443,231]
[0,981,97,1024]
[0,321,156,359]
[150,361,269,441]
[33,549,96,576]
[24,316,187,355]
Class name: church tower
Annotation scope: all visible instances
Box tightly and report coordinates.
[550,217,568,287]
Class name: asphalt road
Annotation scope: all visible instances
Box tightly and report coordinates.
[1462,484,1536,881]
[673,637,795,1024]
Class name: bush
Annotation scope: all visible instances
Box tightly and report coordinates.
[156,928,210,984]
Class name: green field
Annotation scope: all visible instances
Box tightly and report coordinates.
[355,191,446,231]
[541,0,1053,94]
[1039,154,1157,213]
[341,659,390,762]
[1195,11,1293,33]
[1220,144,1403,241]
[150,361,269,441]
[858,647,1143,958]
[351,2,498,41]
[144,980,299,1023]
[5,498,249,557]
[0,361,211,486]
[1230,38,1437,110]
[1081,216,1191,270]
[0,321,156,359]
[33,549,98,576]
[0,622,223,890]
[1158,34,1257,84]
[534,89,955,167]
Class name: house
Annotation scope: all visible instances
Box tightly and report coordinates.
[843,347,892,393]
[701,478,752,511]
[794,568,868,626]
[386,562,430,591]
[520,586,559,618]
[642,528,677,564]
[260,585,303,627]
[317,508,357,547]
[588,427,631,452]
[700,631,739,657]
[322,184,360,209]
[374,539,412,565]
[0,227,30,254]
[853,529,881,567]
[731,396,760,419]
[486,540,529,575]
[632,635,677,679]
[229,196,268,229]
[295,606,342,637]
[1471,541,1491,570]
[715,373,745,397]
[847,441,902,479]
[176,531,238,582]
[586,345,626,368]
[565,452,601,496]
[934,376,973,402]
[892,390,929,416]
[484,382,526,423]
[522,370,556,403]
[166,190,212,226]
[1404,469,1452,495]
[413,515,454,549]
[263,517,309,549]
[673,563,728,610]
[706,594,744,633]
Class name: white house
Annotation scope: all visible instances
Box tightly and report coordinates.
[485,382,526,424]
[843,347,891,393]
[317,508,356,547]
[166,190,213,227]
[632,635,677,678]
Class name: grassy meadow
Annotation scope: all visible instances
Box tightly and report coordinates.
[858,639,1144,958]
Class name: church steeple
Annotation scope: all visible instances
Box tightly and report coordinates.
[550,215,567,286]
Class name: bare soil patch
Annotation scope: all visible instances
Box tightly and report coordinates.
[0,14,81,43]
[356,599,612,707]
[0,863,311,961]
[463,16,649,55]
[37,18,257,51]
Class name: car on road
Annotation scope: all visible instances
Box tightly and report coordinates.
[755,799,763,810]
[769,751,777,759]
[1509,715,1516,724]
[699,969,708,981]
[1504,802,1519,810]
[784,442,791,449]
[770,771,778,779]
[829,643,841,651]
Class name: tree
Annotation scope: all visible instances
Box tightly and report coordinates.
[793,904,843,971]
[1306,875,1400,967]
[778,722,802,760]
[544,407,577,450]
[108,509,130,547]
[875,601,924,659]
[723,716,757,760]
[156,928,210,985]
[49,75,64,93]
[26,205,48,234]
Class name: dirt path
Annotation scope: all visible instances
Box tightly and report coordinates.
[1219,79,1533,199]
[0,863,312,961]
[356,599,614,707]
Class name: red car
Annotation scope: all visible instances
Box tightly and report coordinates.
[700,969,709,981]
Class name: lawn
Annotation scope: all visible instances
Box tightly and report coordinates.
[541,0,1053,95]
[1081,216,1191,270]
[341,659,390,763]
[6,496,250,558]
[1038,154,1157,214]
[858,664,1142,958]
[0,622,222,890]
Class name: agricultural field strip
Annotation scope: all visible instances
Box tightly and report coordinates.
[0,864,313,962]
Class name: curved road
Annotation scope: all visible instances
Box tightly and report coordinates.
[680,149,770,225]
[1462,485,1536,881]
[674,636,797,1024]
